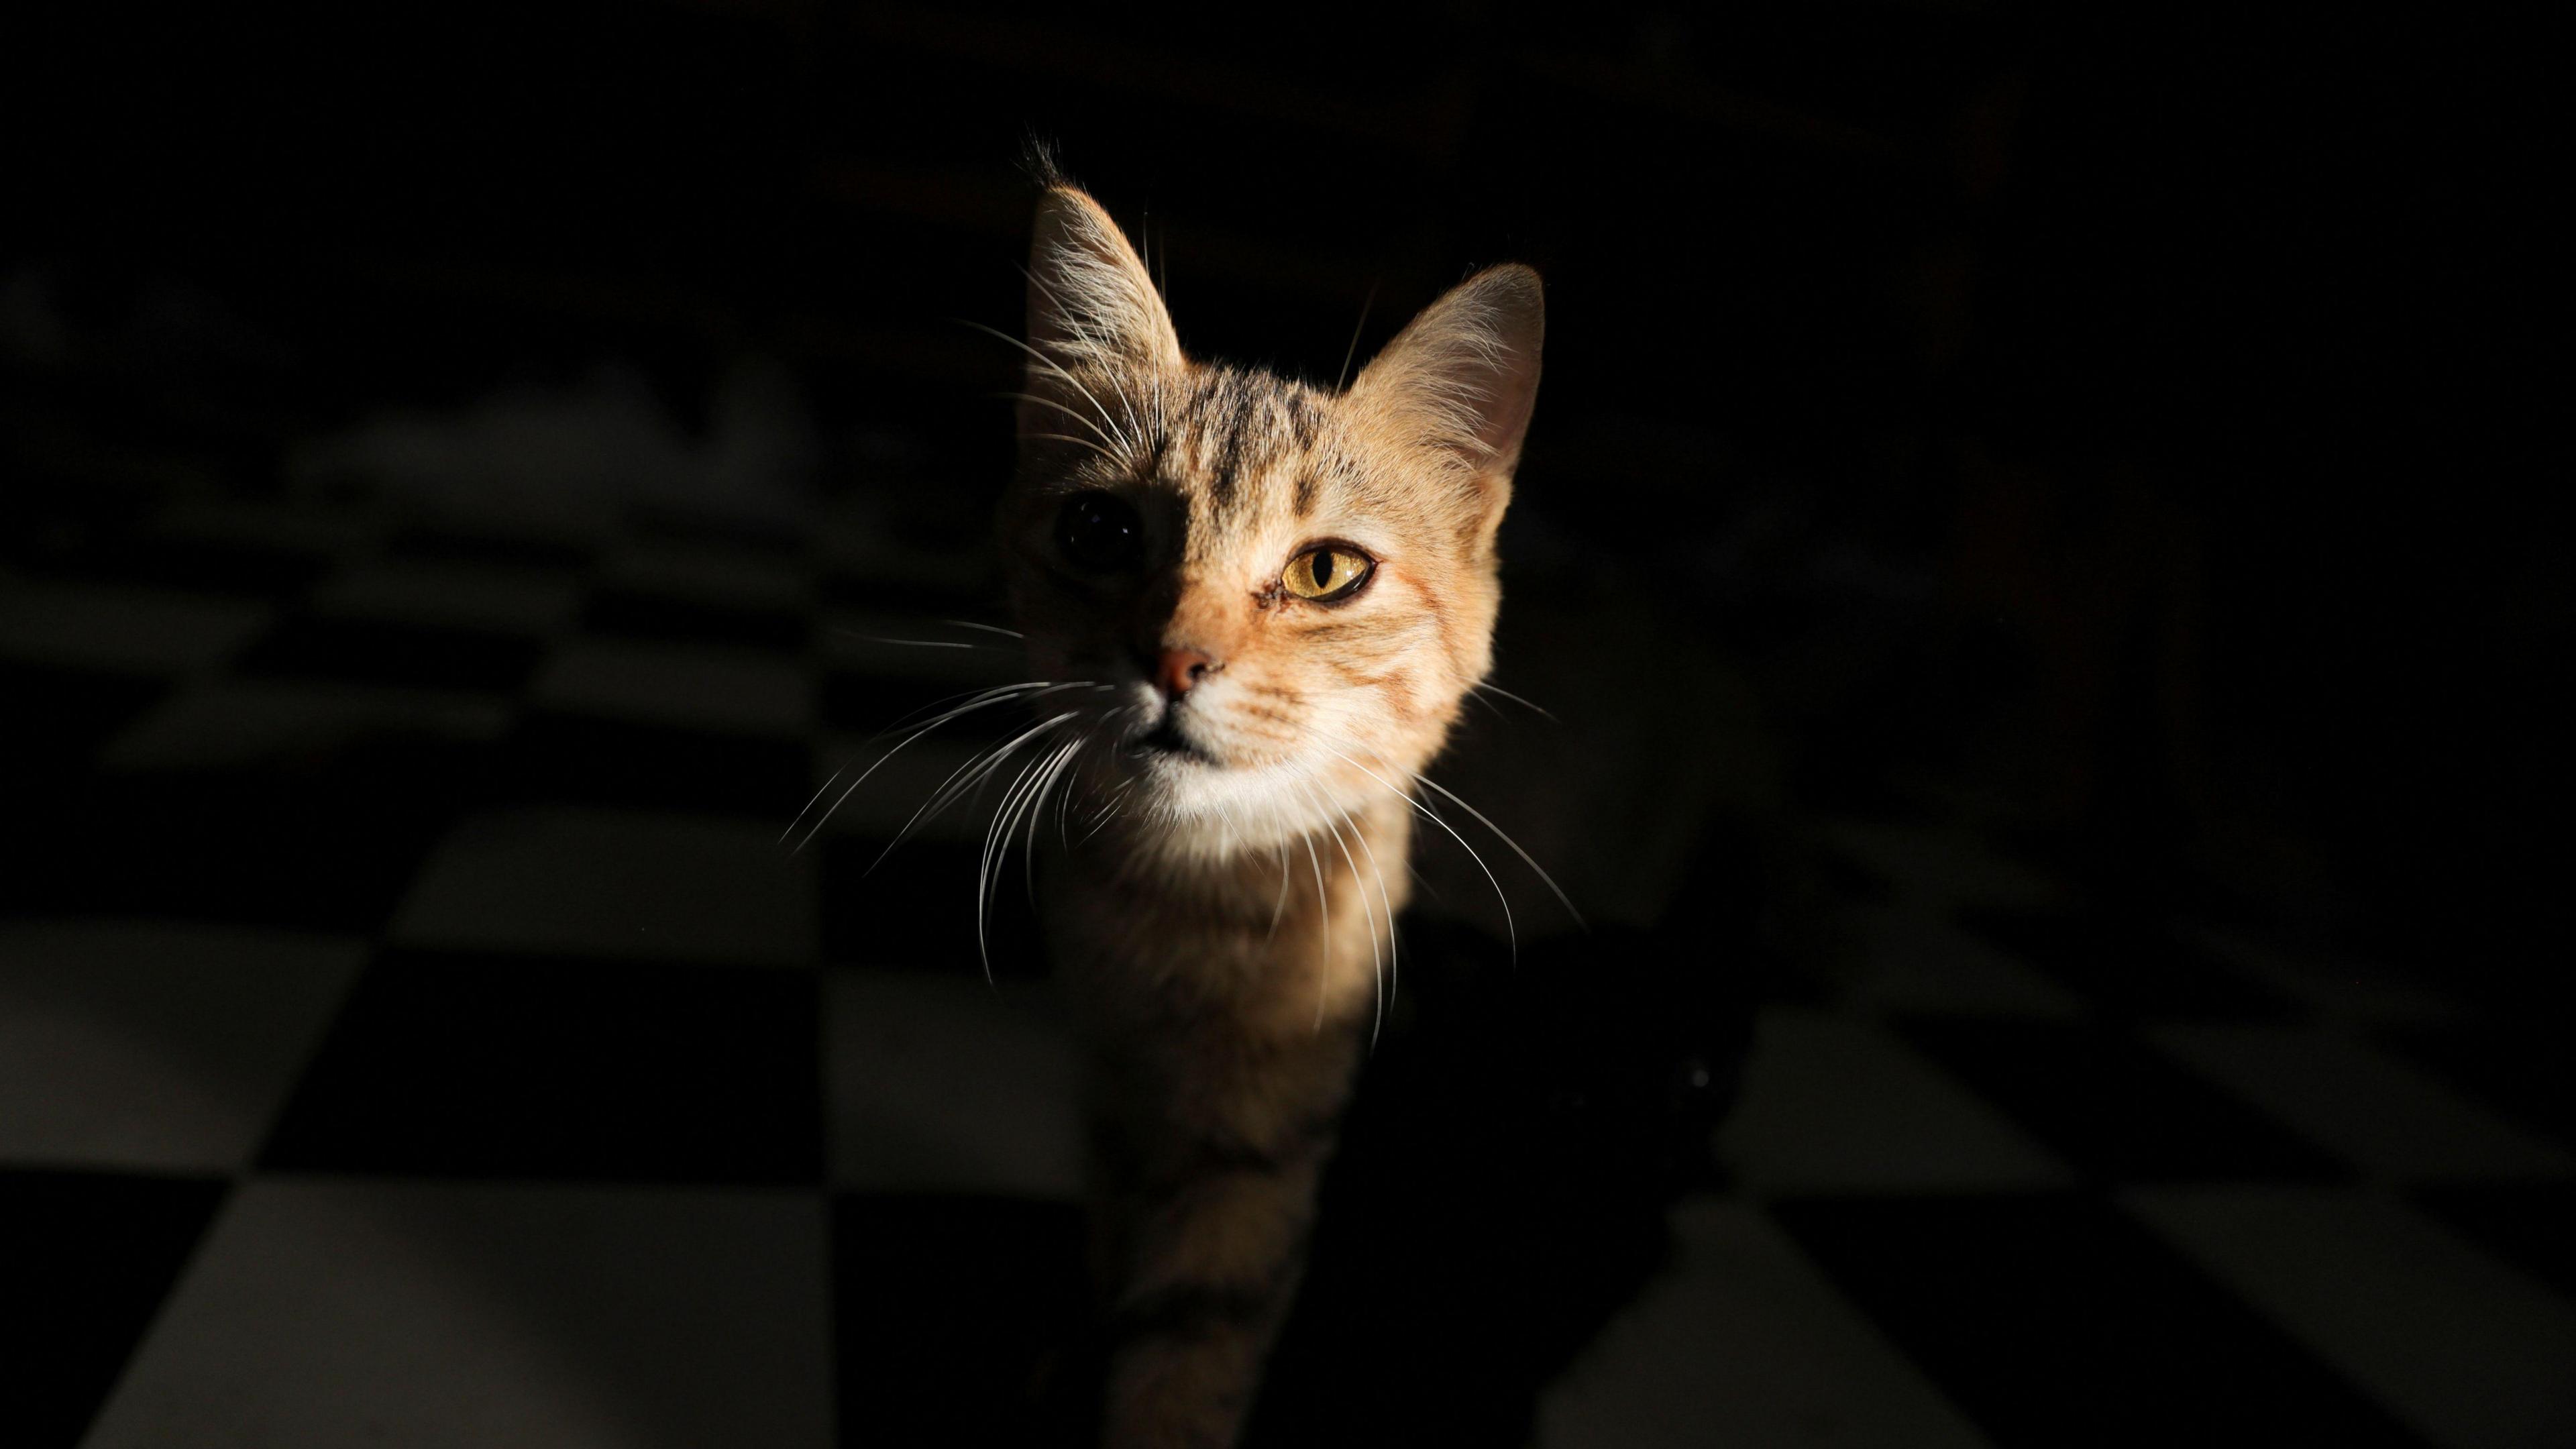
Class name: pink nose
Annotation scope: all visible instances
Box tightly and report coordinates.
[1154,647,1219,700]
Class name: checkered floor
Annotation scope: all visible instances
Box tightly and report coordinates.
[3,494,2571,1448]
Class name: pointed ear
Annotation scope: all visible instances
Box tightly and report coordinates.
[1020,186,1181,444]
[1348,264,1544,485]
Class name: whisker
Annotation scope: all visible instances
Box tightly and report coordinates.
[783,682,1059,853]
[1311,740,1519,960]
[1267,837,1291,942]
[1473,682,1559,722]
[977,745,1061,983]
[839,635,978,651]
[998,390,1124,454]
[1297,807,1332,1030]
[1333,284,1377,395]
[1407,771,1585,927]
[1342,802,1401,1041]
[1023,431,1128,468]
[868,706,1083,875]
[1024,733,1087,906]
[1315,797,1385,1051]
[965,317,1138,455]
[869,679,1057,740]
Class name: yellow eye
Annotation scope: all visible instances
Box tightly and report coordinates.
[1282,545,1374,601]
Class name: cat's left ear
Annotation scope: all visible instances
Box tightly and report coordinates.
[1019,186,1183,449]
[1348,264,1544,506]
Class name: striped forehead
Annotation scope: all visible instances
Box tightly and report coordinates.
[1155,368,1338,547]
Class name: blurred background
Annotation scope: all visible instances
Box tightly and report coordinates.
[2,3,2567,1447]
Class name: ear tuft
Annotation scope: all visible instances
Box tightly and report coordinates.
[1026,186,1183,377]
[1348,264,1544,480]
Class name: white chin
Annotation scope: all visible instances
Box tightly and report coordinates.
[1132,754,1344,849]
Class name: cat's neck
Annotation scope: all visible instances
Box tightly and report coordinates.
[1049,794,1415,1037]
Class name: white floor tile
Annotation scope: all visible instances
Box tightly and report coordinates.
[84,1178,833,1449]
[391,807,817,967]
[1538,1198,1994,1449]
[2149,1024,2576,1183]
[2125,1184,2576,1449]
[0,921,364,1171]
[1717,1008,2072,1194]
[825,969,1083,1199]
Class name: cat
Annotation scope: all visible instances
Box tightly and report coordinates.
[995,166,1544,1447]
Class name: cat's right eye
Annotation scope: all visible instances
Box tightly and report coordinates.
[1055,490,1144,573]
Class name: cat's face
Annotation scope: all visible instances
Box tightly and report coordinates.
[996,185,1542,849]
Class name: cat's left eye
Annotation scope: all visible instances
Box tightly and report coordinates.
[1281,545,1374,602]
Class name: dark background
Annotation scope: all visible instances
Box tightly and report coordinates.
[9,1,2558,1018]
[3,5,2568,1444]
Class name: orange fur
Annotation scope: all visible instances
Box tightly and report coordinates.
[999,178,1542,1448]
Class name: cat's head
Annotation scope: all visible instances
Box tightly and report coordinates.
[995,182,1542,847]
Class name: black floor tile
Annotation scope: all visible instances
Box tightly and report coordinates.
[1771,1192,2428,1449]
[235,612,545,692]
[382,525,594,570]
[1896,1019,2349,1185]
[30,532,329,598]
[260,950,822,1184]
[493,710,812,818]
[1955,903,2302,1019]
[818,836,1049,979]
[2377,1022,2575,1150]
[832,1193,1091,1449]
[0,1169,228,1449]
[629,506,806,555]
[819,570,1002,618]
[2411,1181,2576,1303]
[582,588,811,650]
[0,739,483,932]
[0,660,165,769]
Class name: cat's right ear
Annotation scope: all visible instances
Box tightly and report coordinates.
[1020,186,1182,443]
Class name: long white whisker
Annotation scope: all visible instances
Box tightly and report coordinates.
[1267,837,1291,942]
[1022,431,1128,468]
[1015,268,1154,449]
[1474,682,1559,721]
[1311,740,1518,959]
[998,390,1124,453]
[967,318,1137,455]
[1024,736,1085,905]
[841,635,978,651]
[1343,802,1401,1037]
[784,682,1058,852]
[1407,771,1585,927]
[867,680,1057,739]
[977,746,1060,983]
[1316,799,1384,1051]
[1334,285,1377,394]
[869,706,1082,874]
[1298,810,1332,1030]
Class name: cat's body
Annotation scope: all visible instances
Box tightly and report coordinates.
[995,171,1543,1446]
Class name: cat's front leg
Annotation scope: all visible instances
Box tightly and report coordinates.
[1088,1021,1358,1448]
